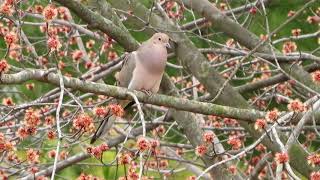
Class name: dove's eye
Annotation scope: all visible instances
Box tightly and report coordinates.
[158,38,161,41]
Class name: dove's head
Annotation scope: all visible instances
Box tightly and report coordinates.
[151,33,171,49]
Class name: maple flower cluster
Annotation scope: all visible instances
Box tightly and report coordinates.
[73,113,95,133]
[87,143,109,159]
[195,131,215,157]
[16,108,41,139]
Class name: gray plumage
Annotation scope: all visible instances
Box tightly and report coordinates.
[90,33,170,144]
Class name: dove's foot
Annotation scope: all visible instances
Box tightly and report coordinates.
[141,89,153,97]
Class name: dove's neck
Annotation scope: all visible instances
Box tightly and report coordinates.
[137,43,167,74]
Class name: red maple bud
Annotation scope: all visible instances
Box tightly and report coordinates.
[291,28,301,36]
[2,97,14,106]
[86,147,93,154]
[249,7,257,15]
[58,60,65,69]
[59,151,68,160]
[255,144,266,152]
[228,165,237,175]
[35,5,43,13]
[287,10,295,17]
[85,61,95,69]
[86,40,95,49]
[25,83,35,90]
[29,167,39,174]
[47,150,56,158]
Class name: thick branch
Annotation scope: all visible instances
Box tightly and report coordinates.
[0,70,265,123]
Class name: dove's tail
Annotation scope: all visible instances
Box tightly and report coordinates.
[90,101,135,144]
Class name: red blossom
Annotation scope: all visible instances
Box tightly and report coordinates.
[195,144,207,156]
[312,70,320,84]
[0,59,10,73]
[34,5,43,13]
[227,135,242,150]
[249,7,257,15]
[59,151,68,160]
[47,130,56,140]
[93,106,108,117]
[44,116,55,127]
[58,60,65,69]
[16,127,29,139]
[26,149,40,164]
[254,118,267,131]
[119,153,132,165]
[109,104,124,117]
[99,143,109,151]
[108,51,118,61]
[73,113,94,132]
[29,167,39,174]
[0,3,14,16]
[275,152,289,164]
[2,97,14,106]
[85,61,95,69]
[307,154,320,167]
[288,99,305,112]
[4,31,18,45]
[310,171,320,180]
[266,109,279,122]
[43,5,57,21]
[72,50,84,62]
[255,144,267,152]
[24,108,41,127]
[291,28,301,36]
[202,131,215,143]
[136,137,150,152]
[282,41,297,54]
[47,36,61,51]
[86,39,95,49]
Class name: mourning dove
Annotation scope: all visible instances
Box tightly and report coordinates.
[90,33,170,144]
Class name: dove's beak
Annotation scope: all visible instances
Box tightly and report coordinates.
[165,42,171,49]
